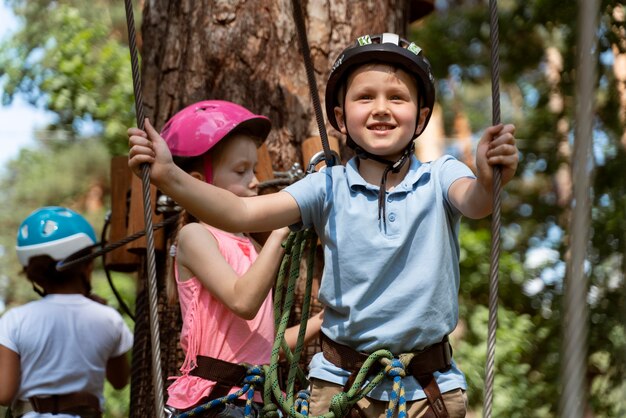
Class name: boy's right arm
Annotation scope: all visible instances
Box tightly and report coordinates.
[128,119,301,232]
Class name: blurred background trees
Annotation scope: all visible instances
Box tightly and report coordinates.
[0,0,624,417]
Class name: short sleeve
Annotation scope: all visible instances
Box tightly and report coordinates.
[282,170,328,231]
[110,313,134,358]
[0,309,19,353]
[437,156,475,203]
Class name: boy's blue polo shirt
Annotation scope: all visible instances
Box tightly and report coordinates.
[283,154,475,401]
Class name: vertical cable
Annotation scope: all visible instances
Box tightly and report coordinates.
[483,1,501,417]
[291,0,335,167]
[559,0,598,417]
[123,1,166,416]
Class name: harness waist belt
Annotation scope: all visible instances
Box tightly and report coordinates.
[320,332,453,377]
[190,355,248,387]
[12,391,101,417]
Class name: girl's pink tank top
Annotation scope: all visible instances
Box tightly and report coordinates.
[166,226,274,409]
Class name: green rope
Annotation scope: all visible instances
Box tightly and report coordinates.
[262,229,404,418]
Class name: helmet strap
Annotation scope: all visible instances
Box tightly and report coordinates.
[342,91,421,225]
[82,273,92,296]
[31,281,46,297]
[348,135,415,224]
[202,155,213,184]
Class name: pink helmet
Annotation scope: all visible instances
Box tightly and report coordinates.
[161,100,271,183]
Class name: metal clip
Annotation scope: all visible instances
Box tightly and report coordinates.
[306,150,340,174]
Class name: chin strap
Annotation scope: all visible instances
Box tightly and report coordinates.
[349,137,415,223]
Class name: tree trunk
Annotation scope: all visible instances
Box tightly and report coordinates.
[140,0,412,169]
[131,1,418,415]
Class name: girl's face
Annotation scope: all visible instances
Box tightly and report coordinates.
[211,134,260,197]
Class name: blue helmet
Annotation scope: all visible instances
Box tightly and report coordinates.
[16,207,97,267]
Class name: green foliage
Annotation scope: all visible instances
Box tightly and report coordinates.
[456,306,553,418]
[414,0,626,416]
[0,4,136,416]
[0,0,136,155]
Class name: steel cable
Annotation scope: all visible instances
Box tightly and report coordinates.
[483,1,502,417]
[122,0,166,416]
[290,0,335,167]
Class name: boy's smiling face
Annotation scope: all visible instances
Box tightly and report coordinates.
[334,63,428,160]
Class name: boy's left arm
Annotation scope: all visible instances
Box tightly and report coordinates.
[449,124,518,219]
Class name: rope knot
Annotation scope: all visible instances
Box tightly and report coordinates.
[242,364,265,387]
[295,390,311,416]
[330,391,352,418]
[384,358,406,379]
[261,402,280,418]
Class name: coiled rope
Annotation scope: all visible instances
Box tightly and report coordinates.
[262,229,407,418]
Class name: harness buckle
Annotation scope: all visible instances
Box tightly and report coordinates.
[442,338,453,369]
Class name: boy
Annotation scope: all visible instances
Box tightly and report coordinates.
[128,33,518,418]
[0,207,133,417]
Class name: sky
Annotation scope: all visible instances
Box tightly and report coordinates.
[0,5,54,171]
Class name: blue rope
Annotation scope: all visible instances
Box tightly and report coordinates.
[384,358,407,418]
[294,390,311,416]
[175,365,265,418]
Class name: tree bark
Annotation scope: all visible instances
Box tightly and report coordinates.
[140,0,412,169]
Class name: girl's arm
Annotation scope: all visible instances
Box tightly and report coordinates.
[128,120,301,232]
[448,124,518,219]
[177,224,290,320]
[0,344,19,405]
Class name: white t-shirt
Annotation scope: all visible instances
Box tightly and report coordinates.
[0,294,133,416]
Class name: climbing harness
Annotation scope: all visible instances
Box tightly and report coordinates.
[173,363,266,418]
[320,333,453,418]
[11,392,102,418]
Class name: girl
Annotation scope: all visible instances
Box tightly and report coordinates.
[160,101,322,417]
[0,206,133,418]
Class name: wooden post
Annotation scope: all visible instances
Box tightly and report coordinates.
[127,175,165,253]
[256,143,274,182]
[105,156,141,272]
[249,143,275,245]
[301,135,340,171]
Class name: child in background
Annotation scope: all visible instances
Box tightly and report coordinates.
[158,101,323,417]
[128,33,518,418]
[0,206,133,418]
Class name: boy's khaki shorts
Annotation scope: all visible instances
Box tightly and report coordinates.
[308,377,467,418]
